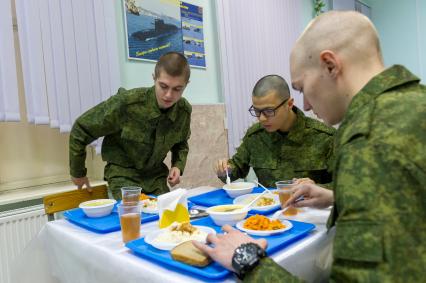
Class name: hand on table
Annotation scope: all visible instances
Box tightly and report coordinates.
[71,176,92,192]
[168,167,181,187]
[192,225,267,272]
[285,183,334,209]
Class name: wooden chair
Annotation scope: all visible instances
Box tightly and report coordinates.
[43,184,108,221]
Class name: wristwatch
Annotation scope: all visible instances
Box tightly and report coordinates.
[232,243,266,279]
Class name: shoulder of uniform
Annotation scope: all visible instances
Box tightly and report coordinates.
[246,123,264,137]
[177,97,192,114]
[112,87,151,104]
[305,116,336,135]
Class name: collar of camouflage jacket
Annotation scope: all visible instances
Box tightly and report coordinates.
[270,106,307,144]
[335,64,420,149]
[146,86,179,122]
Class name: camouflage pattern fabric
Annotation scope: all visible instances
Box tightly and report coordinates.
[328,65,426,282]
[223,107,335,187]
[245,65,426,282]
[244,257,303,283]
[69,86,191,198]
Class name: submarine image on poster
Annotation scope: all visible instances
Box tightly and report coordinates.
[132,18,179,41]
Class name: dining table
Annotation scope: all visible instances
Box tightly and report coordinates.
[11,186,334,283]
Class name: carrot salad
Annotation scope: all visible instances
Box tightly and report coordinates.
[243,214,285,230]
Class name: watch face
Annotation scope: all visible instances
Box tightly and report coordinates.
[232,243,266,277]
[236,247,256,265]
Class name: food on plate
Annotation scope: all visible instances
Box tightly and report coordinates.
[153,222,208,244]
[210,204,244,212]
[139,193,156,201]
[171,240,211,267]
[243,214,285,230]
[240,195,277,207]
[255,196,275,206]
[141,198,157,209]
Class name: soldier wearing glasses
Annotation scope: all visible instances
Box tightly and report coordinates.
[214,75,335,187]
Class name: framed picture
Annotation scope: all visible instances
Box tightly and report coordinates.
[123,0,206,68]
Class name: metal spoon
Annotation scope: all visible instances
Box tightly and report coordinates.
[225,168,231,185]
[222,190,270,212]
[189,208,208,219]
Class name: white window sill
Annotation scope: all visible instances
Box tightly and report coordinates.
[0,180,107,206]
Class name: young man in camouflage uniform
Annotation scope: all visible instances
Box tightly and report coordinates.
[194,11,426,282]
[69,52,191,199]
[214,75,335,187]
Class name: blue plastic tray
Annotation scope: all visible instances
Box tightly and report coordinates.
[64,206,159,233]
[125,217,315,280]
[188,187,280,215]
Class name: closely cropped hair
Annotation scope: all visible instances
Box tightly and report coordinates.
[154,52,190,82]
[252,75,290,100]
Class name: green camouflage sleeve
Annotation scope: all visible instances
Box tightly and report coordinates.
[69,90,125,178]
[331,140,426,282]
[171,125,191,174]
[227,135,252,181]
[244,257,304,283]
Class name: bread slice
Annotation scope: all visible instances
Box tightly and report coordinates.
[171,241,211,267]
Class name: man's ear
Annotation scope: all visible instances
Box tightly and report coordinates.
[319,50,341,78]
[287,97,294,109]
[152,73,156,81]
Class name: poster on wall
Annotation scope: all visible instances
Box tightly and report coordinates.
[123,0,206,68]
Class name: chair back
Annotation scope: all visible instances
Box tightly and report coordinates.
[43,184,108,221]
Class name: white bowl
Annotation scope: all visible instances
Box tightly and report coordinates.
[79,199,117,218]
[206,204,249,226]
[233,193,280,212]
[223,182,255,198]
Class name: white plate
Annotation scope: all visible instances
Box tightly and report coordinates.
[236,218,292,236]
[144,225,216,251]
[141,199,158,214]
[272,207,331,224]
[233,193,280,211]
[118,199,159,214]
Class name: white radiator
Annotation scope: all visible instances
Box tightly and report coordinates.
[0,205,47,283]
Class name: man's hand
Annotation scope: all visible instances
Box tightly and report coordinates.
[168,167,181,187]
[214,158,230,178]
[71,176,92,192]
[292,177,315,185]
[192,225,267,272]
[285,183,334,209]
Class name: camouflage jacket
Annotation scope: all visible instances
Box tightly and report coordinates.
[69,87,191,193]
[225,107,335,187]
[244,65,426,282]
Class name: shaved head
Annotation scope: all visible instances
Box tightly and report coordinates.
[290,11,386,126]
[252,75,290,100]
[293,11,383,69]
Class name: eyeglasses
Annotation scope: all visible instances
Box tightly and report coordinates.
[248,99,288,118]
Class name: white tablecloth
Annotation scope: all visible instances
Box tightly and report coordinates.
[12,187,333,283]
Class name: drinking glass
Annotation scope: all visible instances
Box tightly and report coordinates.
[275,180,298,216]
[117,204,141,243]
[121,186,142,206]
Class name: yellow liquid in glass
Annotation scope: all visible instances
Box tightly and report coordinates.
[159,203,190,228]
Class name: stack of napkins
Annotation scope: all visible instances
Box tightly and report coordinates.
[158,188,190,228]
